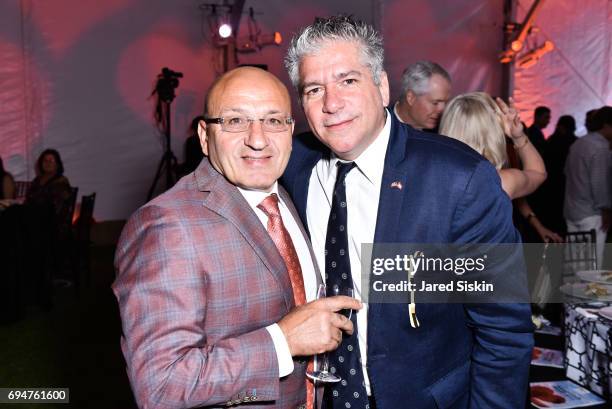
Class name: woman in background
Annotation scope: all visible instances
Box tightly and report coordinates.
[440,92,546,199]
[0,155,16,202]
[440,92,562,242]
[23,149,72,309]
[26,149,72,221]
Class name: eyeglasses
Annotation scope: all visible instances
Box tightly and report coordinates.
[204,114,294,133]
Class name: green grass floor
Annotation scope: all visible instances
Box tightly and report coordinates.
[0,245,137,409]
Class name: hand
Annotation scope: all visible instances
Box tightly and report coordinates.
[496,97,524,140]
[278,296,362,357]
[535,225,563,243]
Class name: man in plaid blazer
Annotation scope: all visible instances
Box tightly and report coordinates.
[113,67,360,409]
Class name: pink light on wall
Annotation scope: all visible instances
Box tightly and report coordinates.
[29,0,136,58]
[383,0,505,99]
[116,25,216,128]
[512,0,611,137]
[0,37,51,176]
[0,38,28,160]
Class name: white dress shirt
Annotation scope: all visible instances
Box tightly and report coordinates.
[306,112,392,395]
[238,183,319,377]
[393,101,406,124]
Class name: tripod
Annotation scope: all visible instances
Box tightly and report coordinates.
[147,67,182,201]
[147,99,178,201]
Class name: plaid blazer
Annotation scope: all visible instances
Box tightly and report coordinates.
[113,159,319,409]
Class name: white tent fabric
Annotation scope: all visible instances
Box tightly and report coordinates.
[0,0,522,220]
[384,0,505,102]
[513,0,612,136]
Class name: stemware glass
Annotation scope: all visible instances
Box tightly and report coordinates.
[305,284,341,383]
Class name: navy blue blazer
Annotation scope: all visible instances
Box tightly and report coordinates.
[281,113,534,409]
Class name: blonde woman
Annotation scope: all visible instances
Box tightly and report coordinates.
[440,92,562,242]
[440,92,546,199]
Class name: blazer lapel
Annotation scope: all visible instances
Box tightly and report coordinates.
[369,113,413,357]
[195,160,294,310]
[374,114,411,244]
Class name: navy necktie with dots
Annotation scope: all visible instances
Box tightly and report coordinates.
[324,161,370,409]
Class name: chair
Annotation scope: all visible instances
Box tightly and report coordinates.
[73,193,96,287]
[14,180,31,200]
[53,187,79,290]
[563,229,597,279]
[66,187,79,224]
[56,186,79,242]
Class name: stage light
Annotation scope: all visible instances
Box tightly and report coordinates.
[499,50,515,64]
[258,32,282,47]
[236,39,256,52]
[511,40,523,52]
[499,0,546,63]
[517,40,555,69]
[218,23,232,38]
[236,31,283,52]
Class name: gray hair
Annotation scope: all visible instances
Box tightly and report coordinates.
[284,15,385,92]
[400,61,451,97]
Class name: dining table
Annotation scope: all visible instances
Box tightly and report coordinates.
[564,303,612,399]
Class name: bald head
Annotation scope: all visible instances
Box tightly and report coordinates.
[205,67,291,117]
[198,66,295,192]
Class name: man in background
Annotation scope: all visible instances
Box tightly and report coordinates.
[524,105,552,228]
[527,106,551,154]
[564,106,612,268]
[393,60,451,131]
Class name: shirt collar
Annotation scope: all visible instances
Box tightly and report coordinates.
[238,182,280,210]
[393,102,406,124]
[328,109,392,185]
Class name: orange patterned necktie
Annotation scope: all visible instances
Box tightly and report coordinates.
[257,193,314,409]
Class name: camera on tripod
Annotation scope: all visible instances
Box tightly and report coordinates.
[147,67,183,200]
[155,67,183,103]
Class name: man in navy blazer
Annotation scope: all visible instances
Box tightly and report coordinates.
[281,16,534,409]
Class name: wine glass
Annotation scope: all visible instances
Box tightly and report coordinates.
[306,284,341,383]
[332,284,354,320]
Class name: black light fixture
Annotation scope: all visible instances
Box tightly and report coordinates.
[200,1,282,71]
[499,0,554,68]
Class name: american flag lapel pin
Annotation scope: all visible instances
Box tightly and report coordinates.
[390,181,403,190]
